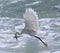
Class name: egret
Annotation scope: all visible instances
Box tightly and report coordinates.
[14,8,48,47]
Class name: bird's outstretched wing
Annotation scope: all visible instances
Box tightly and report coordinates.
[23,8,39,31]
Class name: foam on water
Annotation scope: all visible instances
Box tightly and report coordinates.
[25,1,42,6]
[0,18,60,53]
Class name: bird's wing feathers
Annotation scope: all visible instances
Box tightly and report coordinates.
[23,8,39,31]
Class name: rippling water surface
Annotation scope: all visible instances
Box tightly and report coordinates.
[0,18,60,53]
[0,0,60,53]
[0,0,60,18]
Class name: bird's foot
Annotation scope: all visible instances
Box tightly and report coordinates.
[44,43,48,47]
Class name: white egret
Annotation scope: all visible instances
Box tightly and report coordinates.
[14,8,48,47]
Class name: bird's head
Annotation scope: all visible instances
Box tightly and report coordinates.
[14,32,22,40]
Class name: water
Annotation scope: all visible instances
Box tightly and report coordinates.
[0,0,60,53]
[0,18,60,53]
[0,0,60,18]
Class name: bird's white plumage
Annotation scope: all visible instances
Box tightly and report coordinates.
[14,8,48,47]
[23,8,39,32]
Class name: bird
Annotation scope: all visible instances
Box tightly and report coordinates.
[14,8,48,47]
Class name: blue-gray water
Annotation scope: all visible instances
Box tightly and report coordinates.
[0,0,60,18]
[0,0,60,53]
[0,18,60,53]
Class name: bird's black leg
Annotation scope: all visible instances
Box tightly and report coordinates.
[32,35,48,47]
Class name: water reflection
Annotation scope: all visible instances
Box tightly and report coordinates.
[25,38,39,53]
